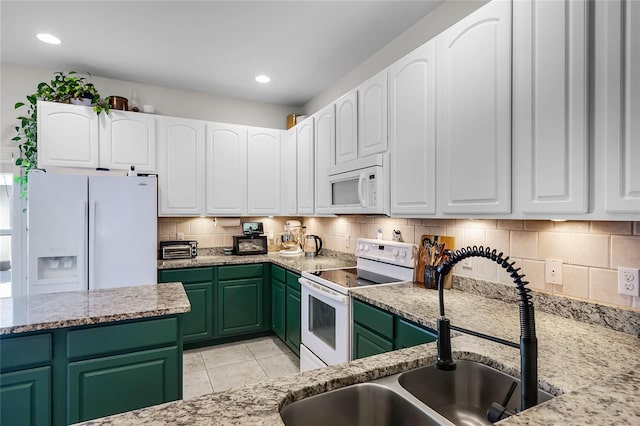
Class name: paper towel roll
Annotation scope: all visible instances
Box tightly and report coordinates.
[214,218,241,227]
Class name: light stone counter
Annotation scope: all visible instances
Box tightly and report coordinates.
[157,252,356,274]
[0,282,190,335]
[79,282,640,425]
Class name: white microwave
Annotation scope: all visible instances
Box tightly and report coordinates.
[327,155,387,214]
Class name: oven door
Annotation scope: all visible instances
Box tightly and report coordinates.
[300,277,350,366]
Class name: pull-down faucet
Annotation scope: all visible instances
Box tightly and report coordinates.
[434,246,538,419]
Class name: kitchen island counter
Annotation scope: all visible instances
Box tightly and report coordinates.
[0,282,190,335]
[79,283,640,425]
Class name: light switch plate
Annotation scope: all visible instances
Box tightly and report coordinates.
[545,259,563,284]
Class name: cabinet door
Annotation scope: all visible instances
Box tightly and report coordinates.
[271,276,286,341]
[296,117,315,214]
[358,70,388,158]
[514,0,588,214]
[0,367,51,426]
[314,104,335,214]
[67,346,179,424]
[157,117,205,216]
[36,101,99,169]
[352,323,393,359]
[205,123,247,215]
[285,271,301,356]
[595,0,640,214]
[394,318,436,350]
[100,111,156,173]
[334,90,358,165]
[282,129,298,215]
[181,282,214,343]
[247,128,281,215]
[216,278,264,337]
[388,41,437,215]
[436,0,512,214]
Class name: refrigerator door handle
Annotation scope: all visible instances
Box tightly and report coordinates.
[89,201,96,289]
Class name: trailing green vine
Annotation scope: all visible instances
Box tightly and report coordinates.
[12,71,110,197]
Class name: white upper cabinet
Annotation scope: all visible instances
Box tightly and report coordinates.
[388,40,437,215]
[357,70,388,158]
[334,90,358,165]
[314,104,335,214]
[595,0,640,214]
[282,128,298,215]
[100,110,157,173]
[436,0,512,215]
[205,123,247,216]
[513,0,588,214]
[37,101,100,169]
[247,128,281,215]
[296,116,315,214]
[157,117,205,216]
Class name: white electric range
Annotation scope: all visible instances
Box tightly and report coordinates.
[299,238,416,371]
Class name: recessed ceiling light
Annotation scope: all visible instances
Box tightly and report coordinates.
[255,75,271,84]
[37,33,61,45]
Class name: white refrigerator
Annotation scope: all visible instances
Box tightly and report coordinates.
[27,172,157,295]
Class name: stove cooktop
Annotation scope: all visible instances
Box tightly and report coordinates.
[306,267,401,289]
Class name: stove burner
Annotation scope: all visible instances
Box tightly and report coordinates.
[309,268,400,288]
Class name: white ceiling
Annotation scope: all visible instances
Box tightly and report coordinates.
[1,1,444,107]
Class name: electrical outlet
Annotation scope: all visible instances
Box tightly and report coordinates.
[461,258,473,269]
[177,232,184,240]
[345,236,350,249]
[545,259,563,285]
[618,267,640,297]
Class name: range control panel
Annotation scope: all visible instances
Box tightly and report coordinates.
[355,238,416,268]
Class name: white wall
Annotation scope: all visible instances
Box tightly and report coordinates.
[303,0,489,114]
[1,62,295,152]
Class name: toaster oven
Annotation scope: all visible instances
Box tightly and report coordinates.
[159,240,198,260]
[233,235,268,255]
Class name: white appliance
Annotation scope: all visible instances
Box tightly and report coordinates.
[27,172,157,295]
[299,238,416,372]
[327,154,388,214]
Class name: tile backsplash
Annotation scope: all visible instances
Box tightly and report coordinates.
[158,216,640,310]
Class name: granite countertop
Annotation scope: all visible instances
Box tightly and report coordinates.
[79,283,640,425]
[0,282,190,335]
[157,252,355,274]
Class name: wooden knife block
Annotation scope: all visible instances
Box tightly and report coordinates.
[416,234,455,289]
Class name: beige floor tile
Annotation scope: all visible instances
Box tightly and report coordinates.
[257,353,300,380]
[208,359,268,392]
[183,349,205,373]
[201,342,254,368]
[246,336,291,359]
[183,370,213,400]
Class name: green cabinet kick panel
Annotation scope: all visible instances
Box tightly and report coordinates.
[352,299,436,360]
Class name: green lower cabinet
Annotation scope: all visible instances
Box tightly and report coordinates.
[67,346,180,424]
[284,271,301,356]
[394,317,437,349]
[271,277,286,341]
[158,268,214,344]
[353,323,394,359]
[0,367,51,426]
[217,278,264,337]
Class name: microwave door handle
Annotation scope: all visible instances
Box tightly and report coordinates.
[358,172,367,208]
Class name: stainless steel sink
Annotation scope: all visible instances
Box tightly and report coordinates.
[398,360,554,426]
[280,360,555,426]
[280,383,441,426]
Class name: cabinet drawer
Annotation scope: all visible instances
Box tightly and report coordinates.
[218,264,264,280]
[67,318,178,359]
[394,317,437,349]
[271,264,286,282]
[158,267,213,284]
[285,271,301,290]
[353,299,393,340]
[0,334,52,371]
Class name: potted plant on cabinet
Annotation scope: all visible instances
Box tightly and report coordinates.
[12,71,110,197]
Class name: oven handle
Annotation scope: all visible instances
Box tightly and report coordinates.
[299,278,349,305]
